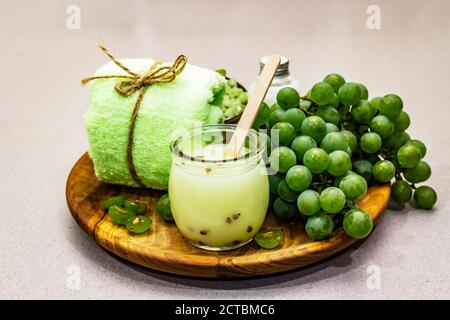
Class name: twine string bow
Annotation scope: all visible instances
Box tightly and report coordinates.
[82,44,188,186]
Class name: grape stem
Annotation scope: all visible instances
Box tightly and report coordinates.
[300,107,315,116]
[300,95,312,102]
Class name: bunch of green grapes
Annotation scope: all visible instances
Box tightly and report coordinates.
[258,74,436,241]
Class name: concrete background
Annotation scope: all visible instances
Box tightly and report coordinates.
[1,0,449,299]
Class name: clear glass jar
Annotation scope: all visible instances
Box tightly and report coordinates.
[249,56,300,107]
[169,124,269,251]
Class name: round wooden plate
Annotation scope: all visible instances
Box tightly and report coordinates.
[66,153,390,278]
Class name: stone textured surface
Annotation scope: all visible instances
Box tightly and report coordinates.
[1,0,449,299]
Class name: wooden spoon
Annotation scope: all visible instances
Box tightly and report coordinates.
[227,54,281,157]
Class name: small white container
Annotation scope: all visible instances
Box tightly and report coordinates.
[249,56,300,107]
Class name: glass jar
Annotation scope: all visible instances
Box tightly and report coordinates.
[249,55,300,107]
[169,124,269,251]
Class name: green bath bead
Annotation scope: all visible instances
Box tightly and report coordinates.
[255,228,284,249]
[156,194,173,222]
[126,215,152,234]
[108,205,136,225]
[124,199,147,214]
[102,195,125,209]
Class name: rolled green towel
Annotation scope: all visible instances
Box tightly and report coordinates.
[84,58,225,190]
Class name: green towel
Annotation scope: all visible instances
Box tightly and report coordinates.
[84,58,225,190]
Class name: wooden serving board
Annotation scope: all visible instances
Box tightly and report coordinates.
[66,153,390,278]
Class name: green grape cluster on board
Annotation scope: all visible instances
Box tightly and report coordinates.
[260,73,437,242]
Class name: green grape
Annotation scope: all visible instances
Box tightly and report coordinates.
[315,105,341,126]
[297,190,321,216]
[300,99,312,110]
[323,73,346,93]
[334,171,356,187]
[370,96,383,111]
[379,94,403,120]
[406,139,427,157]
[356,83,369,99]
[338,83,361,106]
[340,130,358,152]
[269,173,284,194]
[351,100,376,124]
[343,209,373,239]
[108,205,136,225]
[394,132,411,150]
[319,187,346,213]
[326,123,339,133]
[391,180,412,203]
[339,174,368,201]
[372,160,396,182]
[285,165,312,192]
[360,132,382,154]
[370,115,395,139]
[253,102,271,129]
[126,215,152,234]
[305,215,334,241]
[413,186,437,210]
[345,146,352,157]
[303,148,329,174]
[283,108,305,132]
[268,109,286,128]
[271,103,281,111]
[300,116,327,142]
[320,132,349,153]
[255,228,284,249]
[269,147,297,173]
[393,111,410,132]
[352,160,373,183]
[397,144,422,168]
[327,150,352,176]
[291,135,317,161]
[276,87,300,110]
[271,122,296,146]
[382,131,410,151]
[156,194,173,222]
[277,179,299,203]
[102,195,125,209]
[330,93,339,108]
[311,82,335,105]
[404,161,431,183]
[273,197,298,219]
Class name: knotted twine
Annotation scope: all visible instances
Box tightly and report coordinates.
[82,44,187,186]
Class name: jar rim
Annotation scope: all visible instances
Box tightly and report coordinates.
[170,124,266,164]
